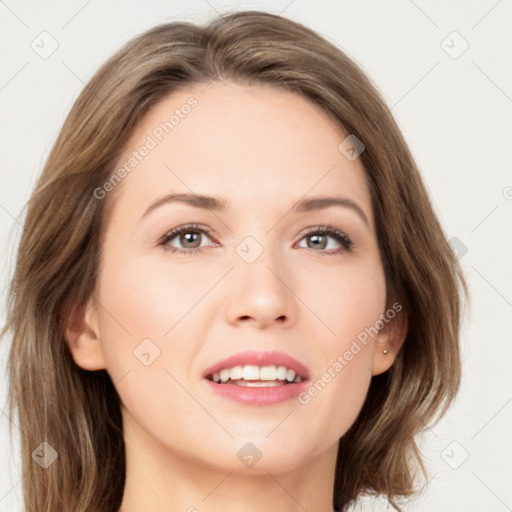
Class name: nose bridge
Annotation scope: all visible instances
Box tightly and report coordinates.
[234,230,287,289]
[225,229,296,326]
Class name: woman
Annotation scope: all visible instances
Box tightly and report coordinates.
[1,10,468,512]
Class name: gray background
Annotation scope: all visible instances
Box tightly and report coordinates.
[1,1,511,510]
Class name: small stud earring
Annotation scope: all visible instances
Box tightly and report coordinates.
[383,349,388,354]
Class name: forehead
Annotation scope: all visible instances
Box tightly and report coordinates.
[109,81,373,225]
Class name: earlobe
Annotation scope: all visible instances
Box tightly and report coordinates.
[64,297,108,371]
[371,315,408,376]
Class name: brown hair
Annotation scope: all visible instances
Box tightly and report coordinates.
[1,10,468,512]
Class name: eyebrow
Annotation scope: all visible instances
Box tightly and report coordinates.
[140,192,370,227]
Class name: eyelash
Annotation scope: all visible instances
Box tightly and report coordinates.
[158,223,354,256]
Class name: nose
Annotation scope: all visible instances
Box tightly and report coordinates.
[224,246,298,329]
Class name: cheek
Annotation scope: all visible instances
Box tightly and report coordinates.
[296,255,385,435]
[94,245,225,404]
[93,253,201,431]
[95,249,208,352]
[300,253,386,344]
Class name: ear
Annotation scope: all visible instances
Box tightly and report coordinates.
[64,297,108,371]
[371,312,408,376]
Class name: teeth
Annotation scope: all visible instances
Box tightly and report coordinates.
[286,369,296,382]
[242,365,260,380]
[230,365,243,380]
[209,364,303,384]
[260,365,277,380]
[276,366,287,380]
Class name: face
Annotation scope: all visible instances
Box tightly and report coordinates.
[76,81,395,474]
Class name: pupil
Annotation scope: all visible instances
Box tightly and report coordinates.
[181,232,200,248]
[309,234,326,249]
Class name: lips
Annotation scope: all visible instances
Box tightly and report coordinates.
[202,349,310,381]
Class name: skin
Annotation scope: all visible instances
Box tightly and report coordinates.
[66,81,406,512]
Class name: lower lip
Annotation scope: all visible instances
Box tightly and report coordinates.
[203,378,309,406]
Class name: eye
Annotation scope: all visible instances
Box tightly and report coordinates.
[158,223,217,255]
[158,223,353,256]
[296,225,353,255]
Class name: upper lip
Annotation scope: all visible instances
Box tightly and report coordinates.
[203,350,310,380]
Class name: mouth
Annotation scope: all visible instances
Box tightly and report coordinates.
[202,350,310,405]
[202,350,310,404]
[205,364,305,387]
